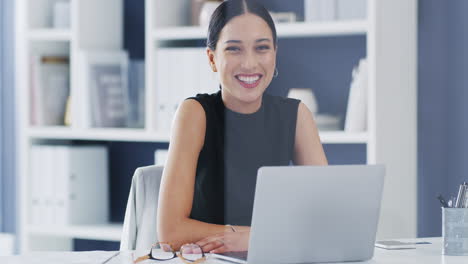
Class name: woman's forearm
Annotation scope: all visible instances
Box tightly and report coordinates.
[158,217,249,250]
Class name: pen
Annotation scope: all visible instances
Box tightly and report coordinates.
[455,183,467,208]
[437,194,449,208]
[464,187,468,208]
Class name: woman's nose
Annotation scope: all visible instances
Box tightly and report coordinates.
[240,52,258,71]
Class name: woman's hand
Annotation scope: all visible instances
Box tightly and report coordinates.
[195,230,250,254]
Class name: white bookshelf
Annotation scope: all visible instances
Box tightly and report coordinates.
[27,127,366,144]
[16,0,125,252]
[27,127,171,143]
[152,20,368,41]
[28,224,123,242]
[28,29,72,41]
[16,0,417,252]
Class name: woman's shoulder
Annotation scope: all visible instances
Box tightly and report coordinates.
[186,91,222,115]
[187,91,221,105]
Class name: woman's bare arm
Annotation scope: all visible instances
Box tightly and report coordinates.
[157,99,241,249]
[293,102,328,165]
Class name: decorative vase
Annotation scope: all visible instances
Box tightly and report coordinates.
[287,88,319,115]
[199,0,223,27]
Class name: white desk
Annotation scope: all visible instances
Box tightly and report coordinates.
[1,238,467,264]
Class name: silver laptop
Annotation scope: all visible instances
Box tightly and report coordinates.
[213,165,385,264]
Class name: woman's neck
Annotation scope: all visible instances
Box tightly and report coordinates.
[221,90,263,114]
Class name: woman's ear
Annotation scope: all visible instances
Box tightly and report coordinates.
[206,48,218,72]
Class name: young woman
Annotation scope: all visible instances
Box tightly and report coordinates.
[157,0,328,254]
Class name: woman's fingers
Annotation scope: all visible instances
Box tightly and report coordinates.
[199,239,224,253]
[195,233,222,247]
[210,245,228,254]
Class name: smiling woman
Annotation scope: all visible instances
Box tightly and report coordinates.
[156,0,328,254]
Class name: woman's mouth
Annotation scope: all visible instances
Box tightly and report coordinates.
[235,74,262,89]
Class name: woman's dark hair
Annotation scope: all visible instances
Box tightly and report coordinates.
[207,0,277,50]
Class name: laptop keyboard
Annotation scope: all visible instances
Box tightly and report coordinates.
[217,251,248,260]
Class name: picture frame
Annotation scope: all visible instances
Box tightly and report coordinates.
[79,50,129,128]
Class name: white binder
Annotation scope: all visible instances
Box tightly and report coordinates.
[53,145,109,225]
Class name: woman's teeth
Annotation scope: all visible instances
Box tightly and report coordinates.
[237,75,260,84]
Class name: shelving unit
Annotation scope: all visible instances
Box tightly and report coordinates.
[28,29,72,41]
[15,0,417,252]
[28,224,123,242]
[27,127,367,144]
[16,0,124,252]
[152,20,368,41]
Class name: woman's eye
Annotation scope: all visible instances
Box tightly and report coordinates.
[257,45,270,51]
[226,46,240,52]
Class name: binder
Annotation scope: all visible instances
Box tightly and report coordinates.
[30,145,109,226]
[53,145,109,225]
[30,146,43,225]
[43,146,55,225]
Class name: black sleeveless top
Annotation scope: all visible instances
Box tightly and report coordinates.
[187,90,300,226]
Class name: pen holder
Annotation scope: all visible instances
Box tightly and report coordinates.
[442,207,468,255]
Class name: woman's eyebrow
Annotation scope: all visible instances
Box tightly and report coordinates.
[256,38,271,43]
[224,38,271,44]
[225,40,242,44]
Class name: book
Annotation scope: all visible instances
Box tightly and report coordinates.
[345,58,368,132]
[128,60,145,128]
[29,55,70,126]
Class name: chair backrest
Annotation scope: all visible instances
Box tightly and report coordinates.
[120,165,164,250]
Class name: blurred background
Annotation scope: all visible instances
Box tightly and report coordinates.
[0,0,467,255]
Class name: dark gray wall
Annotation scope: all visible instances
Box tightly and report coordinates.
[417,0,468,237]
[0,0,4,232]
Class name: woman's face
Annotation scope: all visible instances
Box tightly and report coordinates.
[207,13,276,111]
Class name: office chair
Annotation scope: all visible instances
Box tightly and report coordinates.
[120,165,164,250]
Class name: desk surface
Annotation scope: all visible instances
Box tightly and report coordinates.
[1,238,467,264]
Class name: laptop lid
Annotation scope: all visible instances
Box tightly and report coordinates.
[246,165,385,264]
